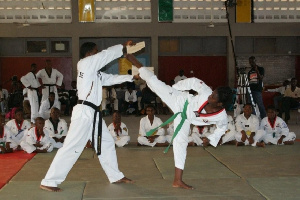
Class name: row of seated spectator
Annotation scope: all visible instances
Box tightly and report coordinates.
[0,102,296,154]
[101,81,169,116]
[265,77,300,124]
[110,104,296,148]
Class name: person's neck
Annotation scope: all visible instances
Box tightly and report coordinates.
[268,117,275,123]
[244,114,251,119]
[16,119,23,124]
[148,115,154,121]
[36,128,44,136]
[50,117,59,123]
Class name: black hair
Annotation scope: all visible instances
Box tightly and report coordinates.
[35,117,45,122]
[216,86,233,107]
[145,104,155,111]
[14,108,23,115]
[31,63,37,68]
[80,42,97,59]
[249,56,255,60]
[243,103,252,108]
[267,105,276,112]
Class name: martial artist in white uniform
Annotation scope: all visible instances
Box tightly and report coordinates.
[219,115,236,145]
[0,115,13,153]
[167,122,193,144]
[39,93,61,120]
[259,106,296,145]
[36,60,63,102]
[108,122,130,147]
[44,108,68,149]
[5,110,31,150]
[125,54,232,189]
[20,127,54,153]
[235,104,265,147]
[191,125,213,146]
[20,63,41,123]
[138,114,166,147]
[41,42,134,191]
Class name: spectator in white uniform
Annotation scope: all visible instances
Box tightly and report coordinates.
[39,92,61,120]
[235,103,265,147]
[108,111,130,147]
[44,107,68,148]
[218,115,236,145]
[138,105,166,147]
[36,59,63,102]
[5,108,31,150]
[174,69,187,83]
[21,117,54,154]
[0,115,13,153]
[20,63,41,123]
[259,105,296,145]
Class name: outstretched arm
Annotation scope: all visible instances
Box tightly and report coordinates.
[101,72,134,87]
[126,54,143,68]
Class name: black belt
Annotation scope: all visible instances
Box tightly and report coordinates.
[78,100,102,155]
[44,84,56,96]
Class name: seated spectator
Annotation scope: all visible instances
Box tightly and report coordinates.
[39,92,61,120]
[139,85,157,114]
[20,117,54,153]
[101,87,110,115]
[7,81,24,110]
[167,122,194,145]
[124,86,138,114]
[101,87,118,115]
[279,78,300,124]
[218,115,236,145]
[57,83,70,116]
[44,107,68,149]
[259,105,296,145]
[191,125,213,147]
[138,105,166,147]
[68,80,78,113]
[267,80,289,110]
[0,115,13,153]
[174,69,187,83]
[107,111,130,147]
[5,108,31,150]
[235,103,265,147]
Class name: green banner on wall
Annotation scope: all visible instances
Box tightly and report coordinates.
[158,0,173,22]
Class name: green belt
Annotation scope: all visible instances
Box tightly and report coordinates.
[146,100,189,153]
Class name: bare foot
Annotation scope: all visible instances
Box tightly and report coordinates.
[114,177,134,184]
[283,141,294,145]
[173,180,194,190]
[236,142,245,146]
[40,185,62,192]
[256,142,265,148]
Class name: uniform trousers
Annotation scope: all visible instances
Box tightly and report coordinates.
[41,104,124,187]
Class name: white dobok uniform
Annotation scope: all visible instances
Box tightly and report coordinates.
[167,122,193,144]
[39,99,61,120]
[139,67,228,170]
[235,113,264,146]
[107,122,130,147]
[191,125,214,146]
[5,119,31,150]
[21,72,41,123]
[36,68,63,102]
[44,118,68,148]
[220,115,236,145]
[0,126,10,153]
[20,127,54,153]
[258,116,296,145]
[41,44,134,187]
[138,115,166,147]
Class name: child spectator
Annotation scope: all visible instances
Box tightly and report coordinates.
[108,111,130,147]
[44,107,68,148]
[39,92,61,120]
[0,115,13,153]
[259,105,296,145]
[20,117,54,153]
[5,108,31,150]
[138,105,166,147]
[235,103,265,147]
[218,115,236,145]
